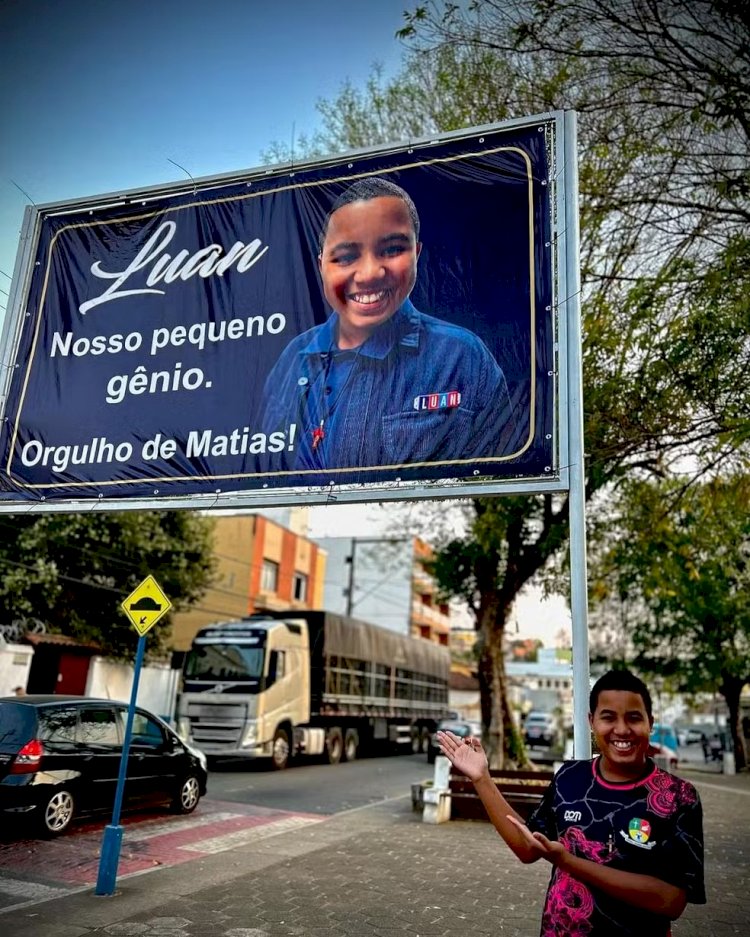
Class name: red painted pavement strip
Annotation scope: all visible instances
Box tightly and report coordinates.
[0,801,327,887]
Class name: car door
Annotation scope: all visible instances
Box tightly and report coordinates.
[127,709,181,805]
[75,705,124,812]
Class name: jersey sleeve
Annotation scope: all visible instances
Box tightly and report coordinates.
[658,792,706,904]
[526,774,558,840]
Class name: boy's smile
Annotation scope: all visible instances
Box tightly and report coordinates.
[590,689,653,781]
[319,196,421,349]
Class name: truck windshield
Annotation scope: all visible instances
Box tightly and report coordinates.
[185,644,264,681]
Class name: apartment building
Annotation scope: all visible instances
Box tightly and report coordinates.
[170,513,326,651]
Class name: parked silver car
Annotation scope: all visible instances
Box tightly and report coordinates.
[523,711,560,748]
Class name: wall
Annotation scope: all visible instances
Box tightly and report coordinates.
[171,512,327,652]
[170,514,257,650]
[85,657,180,722]
[250,516,326,614]
[0,642,33,695]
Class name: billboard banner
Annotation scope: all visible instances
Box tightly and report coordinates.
[0,119,558,505]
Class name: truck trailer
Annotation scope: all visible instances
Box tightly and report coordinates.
[176,610,450,769]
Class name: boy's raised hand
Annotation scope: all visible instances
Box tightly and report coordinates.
[436,729,489,782]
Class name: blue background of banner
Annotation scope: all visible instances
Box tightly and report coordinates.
[1,125,554,501]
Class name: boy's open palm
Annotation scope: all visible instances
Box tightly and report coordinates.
[436,729,488,782]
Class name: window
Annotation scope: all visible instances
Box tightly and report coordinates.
[131,712,166,748]
[292,572,308,602]
[260,559,279,593]
[79,707,121,745]
[271,650,286,681]
[39,707,78,743]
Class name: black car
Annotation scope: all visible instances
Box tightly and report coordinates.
[0,695,208,837]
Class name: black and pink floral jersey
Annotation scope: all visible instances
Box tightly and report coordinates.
[527,758,705,937]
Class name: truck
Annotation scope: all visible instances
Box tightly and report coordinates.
[175,610,451,770]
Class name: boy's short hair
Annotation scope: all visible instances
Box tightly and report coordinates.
[319,176,420,251]
[589,669,653,720]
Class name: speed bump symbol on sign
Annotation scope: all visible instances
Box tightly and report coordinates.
[122,575,172,635]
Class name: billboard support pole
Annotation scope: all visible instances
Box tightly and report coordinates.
[563,110,591,759]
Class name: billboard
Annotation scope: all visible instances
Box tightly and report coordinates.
[0,115,564,509]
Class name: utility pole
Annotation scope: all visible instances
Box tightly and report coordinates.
[344,537,409,619]
[345,537,357,616]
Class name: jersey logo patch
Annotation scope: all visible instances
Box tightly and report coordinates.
[620,817,656,849]
[563,810,582,822]
[413,390,461,411]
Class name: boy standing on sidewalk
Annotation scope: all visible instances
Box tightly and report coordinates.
[438,669,705,936]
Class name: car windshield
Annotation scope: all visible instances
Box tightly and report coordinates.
[184,643,264,681]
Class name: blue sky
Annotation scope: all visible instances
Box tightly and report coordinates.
[0,0,411,318]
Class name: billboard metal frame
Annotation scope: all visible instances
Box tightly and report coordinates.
[0,108,590,756]
[0,110,571,513]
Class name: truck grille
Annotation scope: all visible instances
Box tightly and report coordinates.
[187,702,248,720]
[186,701,249,747]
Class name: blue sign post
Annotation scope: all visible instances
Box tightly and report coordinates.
[95,633,146,896]
[95,574,172,897]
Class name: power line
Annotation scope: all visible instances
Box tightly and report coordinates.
[0,555,123,595]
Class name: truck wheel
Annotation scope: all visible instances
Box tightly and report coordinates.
[271,726,291,770]
[326,727,344,765]
[343,728,359,762]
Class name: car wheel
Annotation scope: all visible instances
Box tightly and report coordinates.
[39,787,75,837]
[172,774,201,814]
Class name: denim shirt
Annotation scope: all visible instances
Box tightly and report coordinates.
[261,300,516,474]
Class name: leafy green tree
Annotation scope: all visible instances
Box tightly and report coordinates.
[0,511,215,659]
[265,0,749,765]
[591,475,750,770]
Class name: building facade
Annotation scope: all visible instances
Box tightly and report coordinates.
[505,647,574,726]
[316,536,452,644]
[170,513,326,651]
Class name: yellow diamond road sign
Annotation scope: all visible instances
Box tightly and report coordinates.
[122,575,172,636]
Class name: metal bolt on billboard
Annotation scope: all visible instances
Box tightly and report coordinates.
[0,115,565,511]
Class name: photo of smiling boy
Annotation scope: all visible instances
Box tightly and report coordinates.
[260,177,517,473]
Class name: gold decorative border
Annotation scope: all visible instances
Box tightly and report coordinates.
[7,143,544,491]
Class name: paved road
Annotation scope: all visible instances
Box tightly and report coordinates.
[207,750,432,814]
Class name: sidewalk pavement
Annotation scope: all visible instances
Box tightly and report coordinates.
[5,771,749,937]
